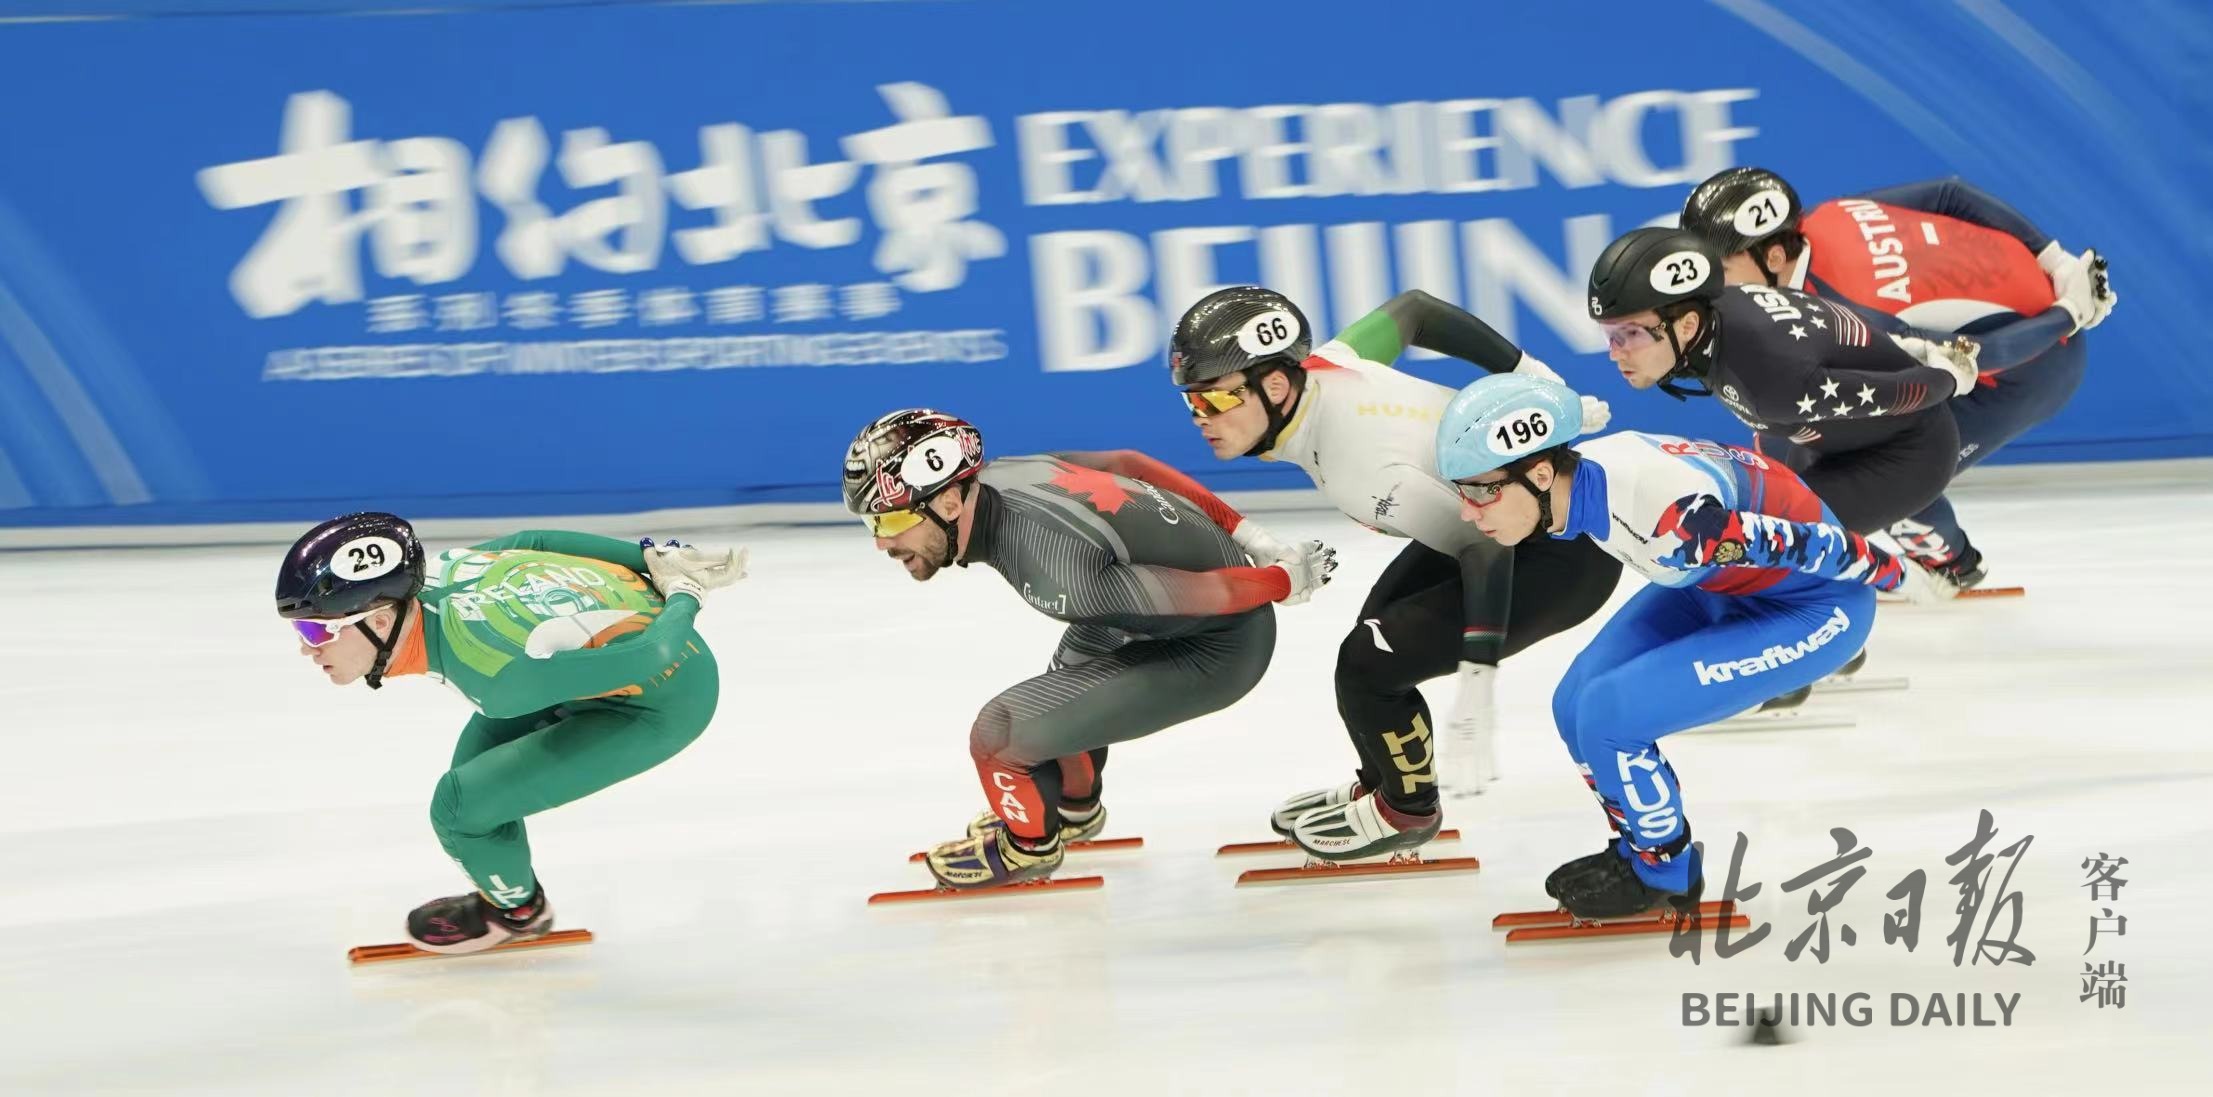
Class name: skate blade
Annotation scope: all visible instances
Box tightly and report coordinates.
[1216,829,1461,857]
[1495,902,1748,944]
[347,928,594,966]
[1811,674,1909,695]
[1881,584,2024,605]
[1693,710,1855,734]
[1235,855,1481,887]
[867,875,1104,905]
[1492,899,1737,930]
[906,836,1143,863]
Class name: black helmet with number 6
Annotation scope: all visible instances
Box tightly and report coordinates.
[841,409,984,517]
[843,409,985,570]
[1169,286,1313,387]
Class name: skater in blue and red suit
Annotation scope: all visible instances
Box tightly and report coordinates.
[1432,370,1953,920]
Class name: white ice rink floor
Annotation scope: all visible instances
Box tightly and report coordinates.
[4,471,2211,1096]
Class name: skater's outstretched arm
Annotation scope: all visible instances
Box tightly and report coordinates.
[1328,290,1529,373]
[1030,522,1318,632]
[1052,449,1246,533]
[1860,177,2054,253]
[470,530,649,572]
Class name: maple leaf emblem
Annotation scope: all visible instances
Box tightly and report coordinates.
[1049,461,1132,515]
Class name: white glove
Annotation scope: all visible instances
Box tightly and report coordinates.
[2049,248,2115,333]
[643,539,748,603]
[2085,253,2117,328]
[1229,519,1289,567]
[1577,394,1612,435]
[2036,240,2071,277]
[1889,333,1981,398]
[1439,661,1499,798]
[1270,540,1338,605]
[1511,352,1562,383]
[1890,557,1961,606]
[1514,353,1607,434]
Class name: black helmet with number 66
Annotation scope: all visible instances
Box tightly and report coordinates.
[1169,286,1312,387]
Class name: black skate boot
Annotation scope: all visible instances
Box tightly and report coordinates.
[406,886,554,955]
[1556,839,1701,921]
[1756,684,1813,713]
[1933,544,1987,590]
[1545,840,1626,901]
[1833,648,1868,680]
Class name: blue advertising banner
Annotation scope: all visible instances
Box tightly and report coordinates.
[0,0,2204,526]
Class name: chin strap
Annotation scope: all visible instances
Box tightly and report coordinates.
[1241,365,1300,458]
[359,601,410,691]
[929,483,966,569]
[1655,307,1719,402]
[1514,469,1554,535]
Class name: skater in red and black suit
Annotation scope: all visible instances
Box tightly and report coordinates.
[842,409,1336,890]
[1681,167,2117,587]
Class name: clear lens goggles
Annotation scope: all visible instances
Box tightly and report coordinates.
[1455,477,1512,507]
[1600,320,1666,352]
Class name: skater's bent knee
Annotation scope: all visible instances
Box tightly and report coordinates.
[429,771,504,839]
[968,701,1018,764]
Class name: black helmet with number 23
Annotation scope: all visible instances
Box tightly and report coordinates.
[1587,227,1725,401]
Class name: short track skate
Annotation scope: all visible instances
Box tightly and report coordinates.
[867,876,1105,905]
[347,929,595,966]
[1491,901,1747,944]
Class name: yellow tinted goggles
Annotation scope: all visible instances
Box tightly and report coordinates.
[863,508,928,538]
[1182,384,1251,419]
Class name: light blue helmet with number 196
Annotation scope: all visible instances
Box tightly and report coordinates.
[1435,374,1584,482]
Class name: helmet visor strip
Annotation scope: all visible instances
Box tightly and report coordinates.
[1181,384,1250,419]
[291,607,380,648]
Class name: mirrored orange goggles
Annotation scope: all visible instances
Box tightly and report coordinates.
[862,508,929,538]
[1181,384,1252,419]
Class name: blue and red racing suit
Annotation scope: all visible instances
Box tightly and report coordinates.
[1549,431,1908,890]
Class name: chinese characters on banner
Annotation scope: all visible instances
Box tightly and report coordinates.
[196,83,1002,333]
